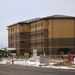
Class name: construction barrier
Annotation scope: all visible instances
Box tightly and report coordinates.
[12,60,14,64]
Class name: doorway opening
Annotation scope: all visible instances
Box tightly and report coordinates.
[58,48,70,55]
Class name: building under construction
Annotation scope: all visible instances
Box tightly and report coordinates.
[7,15,75,56]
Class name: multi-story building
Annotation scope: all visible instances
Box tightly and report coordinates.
[7,15,75,55]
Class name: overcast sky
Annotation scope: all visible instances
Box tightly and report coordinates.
[0,0,75,48]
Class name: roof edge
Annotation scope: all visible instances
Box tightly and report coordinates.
[7,15,75,27]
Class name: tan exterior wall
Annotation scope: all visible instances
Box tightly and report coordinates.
[8,23,31,55]
[48,19,75,54]
[43,20,48,29]
[48,19,74,38]
[19,24,30,32]
[30,20,48,32]
[53,19,74,38]
[8,18,75,55]
[48,19,53,38]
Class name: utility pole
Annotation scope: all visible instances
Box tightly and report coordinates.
[1,44,2,49]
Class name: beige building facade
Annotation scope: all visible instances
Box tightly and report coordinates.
[8,15,75,55]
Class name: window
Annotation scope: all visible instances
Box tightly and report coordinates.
[11,27,14,32]
[49,39,51,45]
[11,35,14,40]
[11,28,12,32]
[31,24,35,28]
[21,32,23,35]
[49,31,50,35]
[35,23,37,27]
[49,21,50,25]
[49,41,50,44]
[20,41,23,43]
[41,32,43,35]
[17,26,19,30]
[21,50,24,52]
[41,22,43,26]
[21,24,23,26]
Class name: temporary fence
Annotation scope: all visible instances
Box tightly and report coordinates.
[0,54,75,66]
[40,54,75,66]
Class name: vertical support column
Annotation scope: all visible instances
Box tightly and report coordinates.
[51,19,54,55]
[74,19,75,54]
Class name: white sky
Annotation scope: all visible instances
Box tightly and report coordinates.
[0,0,75,48]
